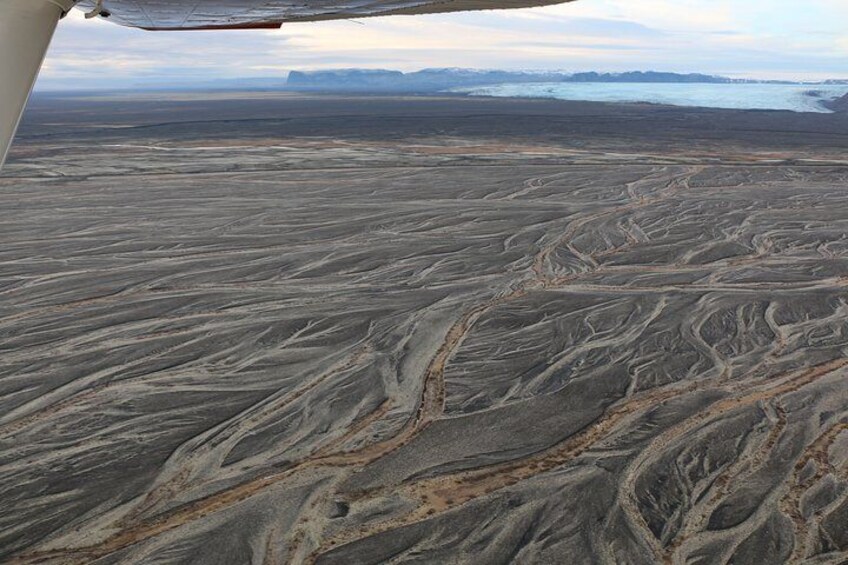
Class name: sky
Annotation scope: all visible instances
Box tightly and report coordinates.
[37,0,848,90]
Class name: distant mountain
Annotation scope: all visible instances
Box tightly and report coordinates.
[565,71,738,83]
[285,68,795,92]
[201,70,848,93]
[285,68,570,92]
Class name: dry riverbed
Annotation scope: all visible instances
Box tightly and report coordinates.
[2,93,848,564]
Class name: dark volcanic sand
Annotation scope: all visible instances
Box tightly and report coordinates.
[2,93,848,564]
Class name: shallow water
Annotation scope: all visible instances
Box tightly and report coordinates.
[453,82,848,113]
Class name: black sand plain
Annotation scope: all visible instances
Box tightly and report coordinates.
[3,92,848,564]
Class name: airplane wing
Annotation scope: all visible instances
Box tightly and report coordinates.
[75,0,572,29]
[0,0,576,169]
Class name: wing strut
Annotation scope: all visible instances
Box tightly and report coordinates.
[0,0,76,169]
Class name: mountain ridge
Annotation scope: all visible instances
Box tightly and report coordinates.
[284,68,847,92]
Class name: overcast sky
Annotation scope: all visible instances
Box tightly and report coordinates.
[37,0,848,89]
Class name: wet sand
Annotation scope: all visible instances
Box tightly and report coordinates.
[2,92,848,564]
